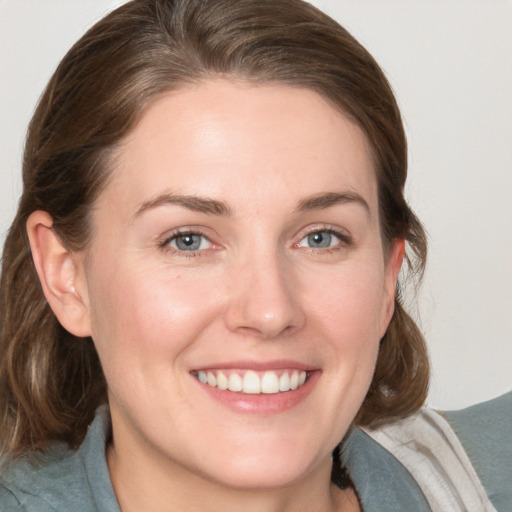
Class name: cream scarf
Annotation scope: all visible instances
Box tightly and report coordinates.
[363,408,496,511]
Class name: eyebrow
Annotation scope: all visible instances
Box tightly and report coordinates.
[133,190,370,220]
[133,193,233,219]
[295,191,370,215]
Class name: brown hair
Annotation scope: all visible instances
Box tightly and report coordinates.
[0,0,428,458]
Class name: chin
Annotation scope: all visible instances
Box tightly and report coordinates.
[188,430,332,491]
[201,455,315,491]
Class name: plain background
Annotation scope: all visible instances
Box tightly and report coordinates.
[0,0,510,410]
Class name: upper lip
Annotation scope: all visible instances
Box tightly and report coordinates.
[190,360,318,372]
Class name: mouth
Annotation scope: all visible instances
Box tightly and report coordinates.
[190,364,319,414]
[193,369,309,395]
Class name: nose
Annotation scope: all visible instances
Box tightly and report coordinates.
[224,251,306,339]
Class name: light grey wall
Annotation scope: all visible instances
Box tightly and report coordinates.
[1,0,511,410]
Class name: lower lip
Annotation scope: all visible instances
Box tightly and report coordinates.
[193,371,320,415]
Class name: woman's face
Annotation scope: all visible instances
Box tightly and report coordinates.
[77,80,402,490]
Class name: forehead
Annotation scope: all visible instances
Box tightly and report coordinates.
[103,80,377,217]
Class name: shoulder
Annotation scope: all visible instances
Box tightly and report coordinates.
[0,482,24,511]
[349,392,512,511]
[442,390,511,444]
[442,391,512,511]
[0,445,93,511]
[341,427,432,511]
[0,406,118,511]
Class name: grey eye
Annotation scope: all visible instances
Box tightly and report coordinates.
[298,230,341,249]
[172,234,207,251]
[307,232,332,248]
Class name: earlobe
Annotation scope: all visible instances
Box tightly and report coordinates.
[389,238,406,285]
[26,211,92,337]
[380,238,406,334]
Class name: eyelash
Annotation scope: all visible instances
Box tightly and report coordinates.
[158,226,352,258]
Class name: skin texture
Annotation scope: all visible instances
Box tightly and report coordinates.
[27,80,404,512]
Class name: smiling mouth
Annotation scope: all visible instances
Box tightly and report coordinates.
[193,369,309,395]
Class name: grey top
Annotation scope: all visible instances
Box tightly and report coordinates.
[0,407,118,512]
[1,392,511,511]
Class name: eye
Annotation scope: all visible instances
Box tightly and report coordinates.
[167,232,213,252]
[297,230,344,249]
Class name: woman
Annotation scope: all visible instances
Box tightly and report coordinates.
[0,1,509,511]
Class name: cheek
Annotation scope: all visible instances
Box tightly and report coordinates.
[86,260,223,375]
[307,261,386,337]
[304,262,385,381]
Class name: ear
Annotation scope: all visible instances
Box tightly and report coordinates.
[26,211,92,337]
[379,238,405,337]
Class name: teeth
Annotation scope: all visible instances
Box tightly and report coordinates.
[196,369,308,394]
[290,371,299,390]
[206,371,217,387]
[217,371,228,390]
[261,372,279,394]
[279,372,290,392]
[243,371,261,394]
[228,373,242,392]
